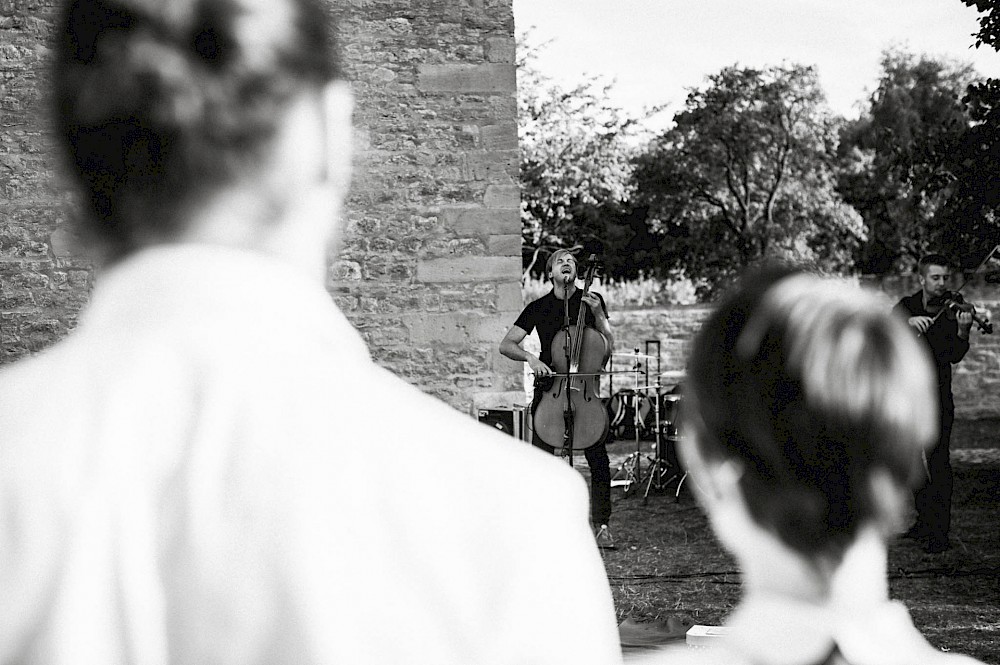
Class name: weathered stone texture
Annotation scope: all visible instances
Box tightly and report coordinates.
[1,0,522,414]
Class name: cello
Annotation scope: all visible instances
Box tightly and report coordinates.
[533,255,611,450]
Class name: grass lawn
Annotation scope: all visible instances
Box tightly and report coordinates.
[582,418,1000,663]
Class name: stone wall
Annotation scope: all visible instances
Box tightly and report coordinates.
[0,0,523,414]
[605,276,1000,419]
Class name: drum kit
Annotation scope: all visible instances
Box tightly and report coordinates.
[524,341,689,501]
[607,345,688,503]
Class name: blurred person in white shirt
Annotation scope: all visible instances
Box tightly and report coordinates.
[0,1,623,663]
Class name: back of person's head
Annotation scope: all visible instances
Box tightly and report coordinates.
[684,266,937,567]
[53,0,343,258]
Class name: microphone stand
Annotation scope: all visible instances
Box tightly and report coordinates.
[562,275,574,466]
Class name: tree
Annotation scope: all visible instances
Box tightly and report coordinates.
[938,0,1000,267]
[633,64,863,291]
[517,35,652,279]
[836,49,976,274]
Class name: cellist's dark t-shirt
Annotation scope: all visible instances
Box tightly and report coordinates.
[514,289,609,368]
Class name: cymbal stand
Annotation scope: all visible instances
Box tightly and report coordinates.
[618,349,647,496]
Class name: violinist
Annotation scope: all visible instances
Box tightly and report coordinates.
[500,249,617,549]
[892,254,972,554]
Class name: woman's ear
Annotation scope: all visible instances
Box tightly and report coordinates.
[320,81,354,195]
[702,458,745,507]
[868,468,909,536]
[678,432,743,509]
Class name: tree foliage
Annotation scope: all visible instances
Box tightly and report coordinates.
[516,13,1000,293]
[632,64,863,291]
[940,0,1000,267]
[837,49,976,274]
[517,37,647,279]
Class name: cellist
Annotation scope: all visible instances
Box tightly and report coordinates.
[500,249,617,549]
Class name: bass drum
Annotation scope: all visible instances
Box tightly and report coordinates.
[652,390,683,467]
[650,388,682,436]
[607,389,652,441]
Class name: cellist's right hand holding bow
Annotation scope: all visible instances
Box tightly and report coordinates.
[908,316,934,335]
[528,356,554,377]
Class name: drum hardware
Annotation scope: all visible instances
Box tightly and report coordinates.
[642,391,686,504]
[612,348,654,495]
[609,341,689,499]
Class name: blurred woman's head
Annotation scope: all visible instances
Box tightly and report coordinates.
[683,266,937,570]
[53,0,346,259]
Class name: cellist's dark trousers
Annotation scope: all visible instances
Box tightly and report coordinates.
[530,382,613,527]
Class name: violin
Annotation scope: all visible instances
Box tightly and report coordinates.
[532,255,611,450]
[928,290,993,335]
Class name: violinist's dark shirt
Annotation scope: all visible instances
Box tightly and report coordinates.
[514,289,608,368]
[893,291,970,405]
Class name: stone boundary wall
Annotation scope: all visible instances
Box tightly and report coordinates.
[603,276,999,419]
[1,0,523,415]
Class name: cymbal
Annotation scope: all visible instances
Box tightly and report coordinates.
[612,352,657,359]
[627,385,682,394]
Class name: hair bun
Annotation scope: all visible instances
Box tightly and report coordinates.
[123,32,205,128]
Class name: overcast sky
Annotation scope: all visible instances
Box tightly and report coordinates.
[513,0,1000,132]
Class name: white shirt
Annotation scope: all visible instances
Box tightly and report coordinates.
[0,245,623,665]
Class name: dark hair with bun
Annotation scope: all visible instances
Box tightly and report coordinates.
[685,266,936,566]
[53,0,342,257]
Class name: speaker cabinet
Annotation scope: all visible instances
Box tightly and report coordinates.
[478,406,527,441]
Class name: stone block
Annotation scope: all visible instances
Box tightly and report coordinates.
[488,234,520,257]
[417,64,516,94]
[462,150,517,182]
[484,37,516,63]
[483,184,520,208]
[473,313,510,342]
[441,206,519,236]
[417,256,520,283]
[405,312,474,345]
[479,123,518,150]
[498,282,523,311]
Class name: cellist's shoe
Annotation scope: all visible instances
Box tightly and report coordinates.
[595,524,616,550]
